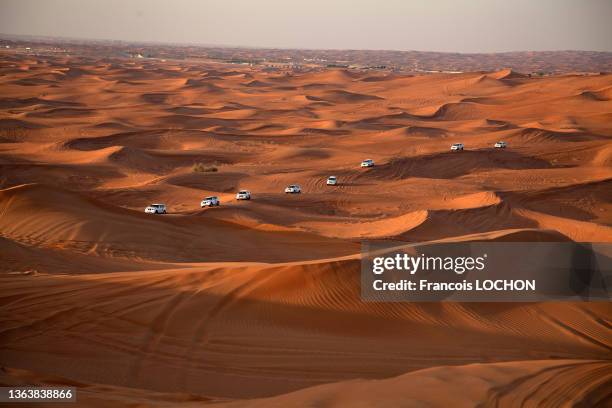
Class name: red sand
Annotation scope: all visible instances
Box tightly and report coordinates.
[1,53,611,406]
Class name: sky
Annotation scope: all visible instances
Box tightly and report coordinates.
[1,0,611,53]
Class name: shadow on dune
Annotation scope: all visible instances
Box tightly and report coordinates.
[0,159,124,190]
[165,171,248,192]
[0,97,83,109]
[106,146,236,174]
[141,93,172,104]
[515,127,607,143]
[395,203,541,242]
[500,179,612,223]
[64,130,177,151]
[0,258,609,400]
[360,150,560,180]
[25,107,96,118]
[0,118,46,130]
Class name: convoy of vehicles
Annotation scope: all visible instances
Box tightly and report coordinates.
[149,151,516,213]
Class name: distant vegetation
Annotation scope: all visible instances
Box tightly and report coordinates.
[192,163,218,173]
[2,35,610,74]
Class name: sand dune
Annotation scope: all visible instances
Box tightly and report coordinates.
[210,360,612,408]
[184,79,225,92]
[385,125,449,138]
[488,68,528,80]
[2,359,609,407]
[315,89,384,103]
[0,183,355,262]
[1,54,611,406]
[427,102,488,120]
[360,150,554,180]
[578,88,612,101]
[0,118,45,129]
[1,252,610,401]
[296,69,361,84]
[516,127,604,143]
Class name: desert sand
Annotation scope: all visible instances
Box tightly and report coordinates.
[0,52,611,407]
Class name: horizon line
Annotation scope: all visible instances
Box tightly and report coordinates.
[1,32,611,56]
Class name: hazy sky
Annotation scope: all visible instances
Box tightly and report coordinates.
[1,0,611,52]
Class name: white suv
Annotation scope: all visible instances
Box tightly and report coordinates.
[201,196,220,207]
[451,143,464,151]
[494,141,507,148]
[326,176,338,186]
[236,190,251,200]
[145,203,166,214]
[361,159,374,167]
[285,184,301,194]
